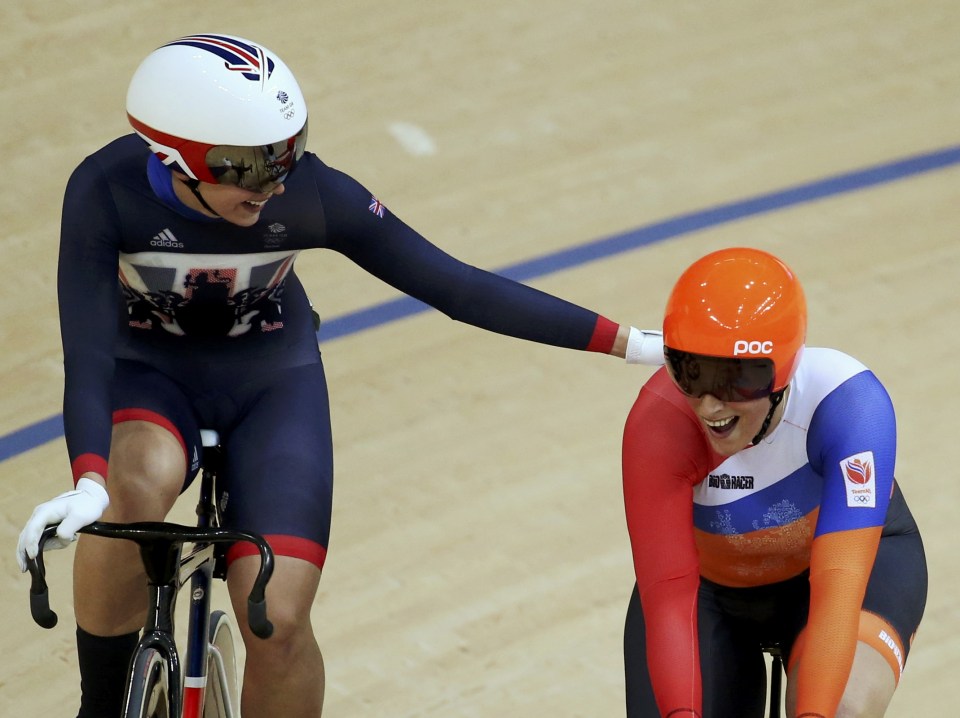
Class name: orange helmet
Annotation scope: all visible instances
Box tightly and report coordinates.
[663,247,806,400]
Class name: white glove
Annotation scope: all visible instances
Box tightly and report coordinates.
[16,478,110,572]
[625,327,665,366]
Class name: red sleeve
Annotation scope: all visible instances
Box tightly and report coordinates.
[622,369,717,717]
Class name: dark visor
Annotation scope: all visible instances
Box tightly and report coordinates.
[203,121,308,193]
[664,346,775,402]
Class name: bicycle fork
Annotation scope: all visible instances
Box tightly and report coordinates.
[134,575,184,717]
[135,528,221,718]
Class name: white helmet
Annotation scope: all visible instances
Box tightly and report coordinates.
[127,34,308,192]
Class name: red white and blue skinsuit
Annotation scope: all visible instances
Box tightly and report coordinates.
[622,348,926,718]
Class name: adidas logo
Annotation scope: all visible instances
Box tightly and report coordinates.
[150,228,184,248]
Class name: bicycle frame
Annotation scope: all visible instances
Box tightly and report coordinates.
[26,432,273,718]
[181,544,221,717]
[181,435,227,718]
[139,523,221,718]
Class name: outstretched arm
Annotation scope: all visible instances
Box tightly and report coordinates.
[320,168,665,363]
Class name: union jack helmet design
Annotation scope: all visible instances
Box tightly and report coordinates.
[126,34,308,192]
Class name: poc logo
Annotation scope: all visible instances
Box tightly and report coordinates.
[733,340,773,356]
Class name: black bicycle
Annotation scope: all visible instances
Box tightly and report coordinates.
[762,641,785,718]
[25,430,275,718]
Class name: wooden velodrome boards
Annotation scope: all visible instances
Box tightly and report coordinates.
[1,2,957,715]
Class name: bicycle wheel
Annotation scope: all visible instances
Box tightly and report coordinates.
[203,609,240,717]
[124,647,171,718]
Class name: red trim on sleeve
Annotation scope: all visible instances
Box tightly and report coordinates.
[227,534,328,570]
[71,453,109,486]
[585,316,619,353]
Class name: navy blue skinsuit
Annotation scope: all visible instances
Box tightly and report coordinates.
[58,134,618,566]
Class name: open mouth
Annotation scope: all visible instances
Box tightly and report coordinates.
[704,416,738,437]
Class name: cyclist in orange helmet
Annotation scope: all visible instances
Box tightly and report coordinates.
[622,247,926,718]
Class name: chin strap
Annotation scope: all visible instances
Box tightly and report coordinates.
[750,389,786,446]
[182,178,220,217]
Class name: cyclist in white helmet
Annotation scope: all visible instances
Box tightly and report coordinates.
[16,34,663,718]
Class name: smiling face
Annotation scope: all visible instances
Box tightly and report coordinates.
[172,172,286,227]
[685,389,788,456]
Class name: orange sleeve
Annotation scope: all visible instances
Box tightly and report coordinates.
[795,526,882,717]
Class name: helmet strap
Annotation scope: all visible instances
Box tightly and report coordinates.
[182,178,221,218]
[750,389,786,446]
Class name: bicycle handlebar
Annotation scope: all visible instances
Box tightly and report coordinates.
[26,521,275,639]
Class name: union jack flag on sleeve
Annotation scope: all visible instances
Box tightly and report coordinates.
[368,195,386,218]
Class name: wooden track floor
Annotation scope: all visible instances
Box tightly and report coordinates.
[1,2,957,715]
